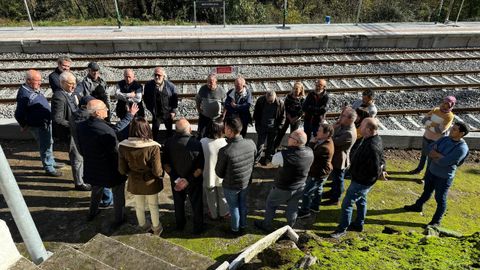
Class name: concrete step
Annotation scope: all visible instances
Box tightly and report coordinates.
[39,245,114,270]
[78,233,181,270]
[113,233,216,270]
[8,257,40,270]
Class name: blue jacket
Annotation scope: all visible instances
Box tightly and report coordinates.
[224,87,253,125]
[15,84,51,128]
[428,136,469,179]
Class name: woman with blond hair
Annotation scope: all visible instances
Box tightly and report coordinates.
[118,117,164,235]
[274,81,306,150]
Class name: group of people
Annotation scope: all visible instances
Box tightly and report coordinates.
[14,57,470,238]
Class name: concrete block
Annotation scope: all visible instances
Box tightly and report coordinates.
[0,119,33,140]
[0,219,22,269]
[79,233,181,269]
[40,245,114,270]
[113,233,215,270]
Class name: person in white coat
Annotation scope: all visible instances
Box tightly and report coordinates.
[200,119,229,220]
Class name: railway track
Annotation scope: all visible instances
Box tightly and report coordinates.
[1,48,480,72]
[1,70,479,103]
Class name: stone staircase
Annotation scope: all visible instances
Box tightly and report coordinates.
[9,229,217,270]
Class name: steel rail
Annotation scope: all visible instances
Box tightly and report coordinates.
[2,55,480,72]
[0,70,479,89]
[0,48,478,63]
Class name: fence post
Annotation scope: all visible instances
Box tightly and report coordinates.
[22,0,34,30]
[444,0,455,24]
[455,0,465,25]
[194,1,197,28]
[0,145,51,264]
[223,0,226,28]
[435,0,445,24]
[113,0,122,29]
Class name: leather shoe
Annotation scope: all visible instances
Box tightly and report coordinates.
[46,170,62,177]
[321,199,339,206]
[86,209,100,222]
[75,184,92,191]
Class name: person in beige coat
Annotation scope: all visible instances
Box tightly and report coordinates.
[118,117,164,235]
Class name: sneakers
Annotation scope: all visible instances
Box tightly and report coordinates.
[404,204,422,212]
[150,224,163,236]
[330,230,347,239]
[46,170,63,177]
[347,224,364,232]
[75,184,92,191]
[426,221,440,228]
[297,210,311,219]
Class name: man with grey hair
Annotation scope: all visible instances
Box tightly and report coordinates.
[254,129,314,232]
[143,67,178,142]
[323,106,357,206]
[224,76,253,137]
[15,70,63,177]
[49,56,72,92]
[51,71,90,190]
[163,118,205,234]
[76,99,138,230]
[195,73,226,138]
[253,90,285,165]
[331,117,387,238]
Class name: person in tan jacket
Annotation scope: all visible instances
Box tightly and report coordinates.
[118,117,164,235]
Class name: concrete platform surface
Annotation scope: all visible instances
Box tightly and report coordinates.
[1,22,480,53]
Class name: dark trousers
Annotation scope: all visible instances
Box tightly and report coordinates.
[197,114,213,139]
[152,116,173,143]
[304,119,320,144]
[414,170,453,224]
[256,128,277,162]
[90,183,125,223]
[170,181,204,233]
[274,117,301,150]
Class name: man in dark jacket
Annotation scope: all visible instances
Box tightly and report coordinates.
[51,71,90,191]
[298,123,334,219]
[302,79,329,143]
[115,69,145,120]
[163,118,205,234]
[15,70,63,177]
[48,56,71,92]
[331,118,387,239]
[143,67,178,142]
[224,77,253,137]
[253,90,285,165]
[216,117,256,235]
[254,129,314,232]
[76,99,137,228]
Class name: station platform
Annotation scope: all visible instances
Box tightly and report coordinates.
[1,22,480,53]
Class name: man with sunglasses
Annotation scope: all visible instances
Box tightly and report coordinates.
[144,67,178,142]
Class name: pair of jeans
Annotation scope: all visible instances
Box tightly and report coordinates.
[338,181,372,231]
[414,170,453,224]
[101,188,113,205]
[223,187,248,232]
[413,136,434,173]
[300,176,328,212]
[274,117,301,150]
[68,136,84,186]
[29,124,56,173]
[263,186,304,229]
[90,183,125,223]
[330,168,346,202]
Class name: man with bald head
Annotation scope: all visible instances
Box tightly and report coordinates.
[51,71,90,190]
[15,70,63,177]
[76,99,138,229]
[163,118,205,234]
[303,79,329,143]
[116,69,145,120]
[224,76,253,137]
[331,118,387,239]
[143,67,178,142]
[254,129,314,232]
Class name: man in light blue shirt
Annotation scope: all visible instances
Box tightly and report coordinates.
[404,121,469,227]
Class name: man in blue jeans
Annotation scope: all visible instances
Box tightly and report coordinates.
[404,121,469,227]
[15,70,63,177]
[254,129,314,232]
[331,118,387,239]
[216,117,256,235]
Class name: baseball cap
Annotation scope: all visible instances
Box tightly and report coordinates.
[87,62,100,71]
